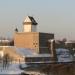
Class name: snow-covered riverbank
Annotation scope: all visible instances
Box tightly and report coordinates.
[0,63,25,74]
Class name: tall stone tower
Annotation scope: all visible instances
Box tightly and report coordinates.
[23,16,38,32]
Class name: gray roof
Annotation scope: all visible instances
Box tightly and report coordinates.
[15,47,37,57]
[28,16,38,25]
[14,47,73,63]
[15,47,51,57]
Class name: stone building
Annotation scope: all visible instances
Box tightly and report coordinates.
[0,16,57,65]
[13,16,57,65]
[14,16,55,54]
[0,16,74,75]
[14,32,54,54]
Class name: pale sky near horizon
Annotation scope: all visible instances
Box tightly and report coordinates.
[0,0,75,40]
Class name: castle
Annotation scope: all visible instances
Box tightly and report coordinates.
[0,16,74,75]
[0,16,57,63]
[14,16,57,63]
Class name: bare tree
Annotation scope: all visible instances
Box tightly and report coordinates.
[3,54,10,69]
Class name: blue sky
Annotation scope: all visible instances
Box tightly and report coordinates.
[0,0,75,40]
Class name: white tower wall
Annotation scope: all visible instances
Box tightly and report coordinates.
[24,24,32,32]
[23,16,37,32]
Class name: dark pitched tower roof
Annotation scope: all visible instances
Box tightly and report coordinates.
[23,16,38,25]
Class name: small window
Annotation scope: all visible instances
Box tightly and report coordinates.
[35,45,36,47]
[33,43,35,45]
[36,43,37,45]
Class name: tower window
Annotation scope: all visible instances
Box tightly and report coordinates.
[33,42,38,47]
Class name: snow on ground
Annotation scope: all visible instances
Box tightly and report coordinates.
[0,63,26,74]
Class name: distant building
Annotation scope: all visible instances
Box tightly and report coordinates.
[0,39,14,46]
[65,40,75,49]
[55,39,75,49]
[55,40,66,48]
